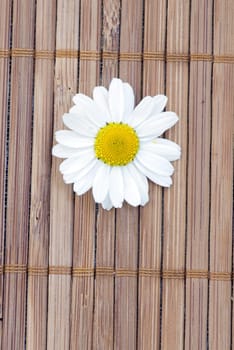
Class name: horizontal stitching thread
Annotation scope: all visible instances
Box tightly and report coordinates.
[0,49,233,63]
[1,265,233,280]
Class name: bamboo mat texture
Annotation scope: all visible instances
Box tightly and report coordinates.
[0,0,233,349]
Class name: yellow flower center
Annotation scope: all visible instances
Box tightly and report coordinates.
[94,122,139,166]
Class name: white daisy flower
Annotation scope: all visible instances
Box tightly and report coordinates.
[52,78,181,210]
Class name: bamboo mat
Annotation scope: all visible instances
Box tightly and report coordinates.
[0,0,233,349]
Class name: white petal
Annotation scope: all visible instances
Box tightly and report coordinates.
[122,83,135,122]
[136,112,179,139]
[77,158,99,180]
[92,163,111,203]
[73,161,99,195]
[63,113,98,137]
[109,166,124,208]
[63,159,98,184]
[52,144,78,158]
[73,178,92,196]
[73,172,93,195]
[154,138,181,152]
[151,95,168,114]
[108,78,124,122]
[122,166,141,206]
[93,86,111,122]
[141,140,181,161]
[60,149,95,175]
[127,163,149,205]
[136,150,174,176]
[73,93,92,105]
[63,171,79,184]
[101,194,113,210]
[134,159,172,187]
[72,93,106,126]
[55,130,94,148]
[74,177,91,195]
[69,105,80,114]
[126,96,154,127]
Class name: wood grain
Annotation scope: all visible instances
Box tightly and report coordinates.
[138,1,166,348]
[209,1,234,349]
[47,1,79,349]
[26,1,56,349]
[161,1,189,349]
[2,1,35,349]
[92,1,120,349]
[185,1,213,349]
[0,0,11,321]
[70,1,101,349]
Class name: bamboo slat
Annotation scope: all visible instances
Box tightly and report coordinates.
[2,1,35,349]
[209,1,234,349]
[92,1,120,349]
[47,1,79,349]
[26,1,56,349]
[138,1,166,348]
[161,1,189,349]
[185,1,213,349]
[0,0,11,321]
[70,2,101,349]
[114,1,143,349]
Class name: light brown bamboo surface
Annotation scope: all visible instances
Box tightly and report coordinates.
[138,1,166,349]
[71,1,101,349]
[26,1,56,349]
[161,1,189,348]
[48,1,78,349]
[185,1,212,348]
[209,1,234,349]
[0,1,233,349]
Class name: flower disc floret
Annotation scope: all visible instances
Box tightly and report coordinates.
[94,122,139,166]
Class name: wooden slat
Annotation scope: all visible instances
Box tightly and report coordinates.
[0,320,2,348]
[92,1,120,349]
[114,1,143,349]
[70,2,101,349]
[2,1,35,349]
[209,1,234,349]
[26,1,56,349]
[0,0,11,321]
[47,1,79,349]
[161,1,189,349]
[138,0,166,348]
[185,1,213,349]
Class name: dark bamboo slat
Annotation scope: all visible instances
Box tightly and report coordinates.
[2,1,35,349]
[0,0,12,323]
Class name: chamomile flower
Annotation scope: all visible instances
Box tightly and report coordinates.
[52,78,181,210]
